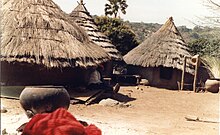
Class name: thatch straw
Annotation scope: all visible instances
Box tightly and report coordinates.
[124,17,194,74]
[1,0,110,68]
[69,0,123,61]
[202,56,220,78]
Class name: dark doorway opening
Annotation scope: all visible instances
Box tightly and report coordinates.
[160,66,173,80]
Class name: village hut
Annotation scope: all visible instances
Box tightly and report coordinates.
[69,0,123,76]
[1,0,110,86]
[124,17,211,90]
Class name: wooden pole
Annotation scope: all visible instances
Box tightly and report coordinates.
[180,56,186,90]
[193,55,199,92]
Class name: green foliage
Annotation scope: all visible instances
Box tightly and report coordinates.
[178,26,192,33]
[186,27,220,58]
[126,22,161,42]
[188,38,220,58]
[188,38,209,56]
[94,16,219,58]
[105,0,128,18]
[94,16,139,55]
[127,21,220,41]
[126,22,220,58]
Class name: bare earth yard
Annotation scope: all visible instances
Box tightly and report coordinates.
[1,86,220,135]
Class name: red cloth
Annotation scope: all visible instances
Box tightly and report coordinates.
[22,108,101,135]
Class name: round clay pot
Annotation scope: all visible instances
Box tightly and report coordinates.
[205,79,220,93]
[19,86,70,118]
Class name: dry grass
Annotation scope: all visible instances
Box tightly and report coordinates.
[69,1,123,61]
[202,56,220,78]
[123,17,194,74]
[1,0,110,68]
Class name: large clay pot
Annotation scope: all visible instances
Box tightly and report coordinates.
[20,86,70,118]
[205,79,220,93]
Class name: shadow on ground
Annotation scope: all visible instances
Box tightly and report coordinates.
[112,93,136,103]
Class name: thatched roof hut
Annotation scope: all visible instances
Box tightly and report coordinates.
[1,0,110,68]
[124,17,193,74]
[1,0,111,86]
[69,0,123,61]
[123,17,210,90]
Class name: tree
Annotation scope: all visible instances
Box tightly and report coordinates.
[188,38,208,56]
[188,38,220,58]
[203,0,220,27]
[94,16,139,55]
[104,0,128,18]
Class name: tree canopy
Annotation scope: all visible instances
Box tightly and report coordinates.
[94,16,139,55]
[104,0,128,18]
[188,38,220,58]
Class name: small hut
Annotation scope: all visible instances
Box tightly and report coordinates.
[124,17,211,90]
[69,0,123,76]
[1,0,110,86]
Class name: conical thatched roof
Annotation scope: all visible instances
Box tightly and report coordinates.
[69,0,123,61]
[1,0,110,68]
[124,17,194,74]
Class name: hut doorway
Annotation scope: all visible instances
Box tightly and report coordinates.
[159,66,173,80]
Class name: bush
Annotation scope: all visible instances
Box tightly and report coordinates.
[94,16,139,55]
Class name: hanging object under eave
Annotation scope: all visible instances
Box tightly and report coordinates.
[69,0,123,61]
[1,0,110,68]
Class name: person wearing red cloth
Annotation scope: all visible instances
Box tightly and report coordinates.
[22,108,101,135]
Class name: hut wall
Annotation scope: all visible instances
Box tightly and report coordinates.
[127,65,194,90]
[127,66,154,82]
[197,65,212,83]
[1,62,90,87]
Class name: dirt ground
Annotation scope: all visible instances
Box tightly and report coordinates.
[1,86,220,135]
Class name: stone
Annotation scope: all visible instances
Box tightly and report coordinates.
[1,105,7,113]
[99,98,119,107]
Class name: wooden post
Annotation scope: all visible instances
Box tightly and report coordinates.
[193,55,199,92]
[180,56,186,90]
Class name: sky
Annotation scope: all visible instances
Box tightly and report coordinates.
[53,0,215,28]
